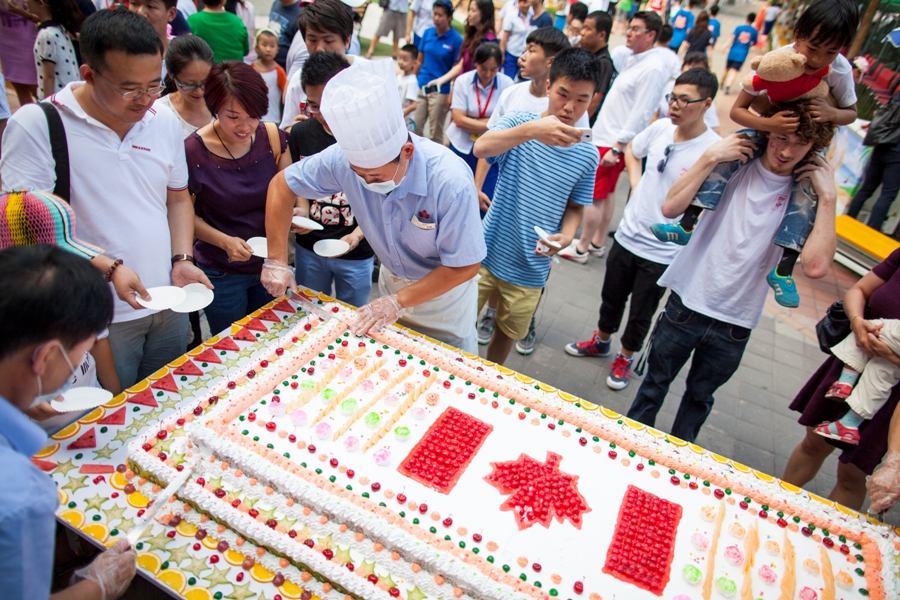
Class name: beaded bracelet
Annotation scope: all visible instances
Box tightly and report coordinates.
[106,259,123,282]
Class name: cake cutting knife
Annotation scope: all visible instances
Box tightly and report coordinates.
[125,464,194,548]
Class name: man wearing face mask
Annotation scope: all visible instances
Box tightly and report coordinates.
[264,58,486,353]
[0,245,138,600]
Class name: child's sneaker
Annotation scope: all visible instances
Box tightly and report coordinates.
[564,331,611,357]
[477,308,495,345]
[606,353,633,390]
[649,223,692,245]
[766,267,800,308]
[515,319,537,356]
[814,420,860,445]
[559,240,589,264]
[824,381,853,401]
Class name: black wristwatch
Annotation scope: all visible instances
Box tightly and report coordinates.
[610,147,622,156]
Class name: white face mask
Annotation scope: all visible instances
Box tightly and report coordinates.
[32,344,79,407]
[356,159,404,195]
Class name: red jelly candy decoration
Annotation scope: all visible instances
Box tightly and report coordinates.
[419,503,428,514]
[288,434,296,443]
[371,482,381,492]
[823,537,835,548]
[304,323,312,331]
[248,508,259,518]
[247,413,257,422]
[840,544,850,555]
[193,406,203,416]
[346,469,355,479]
[574,581,584,594]
[307,367,315,375]
[670,476,680,486]
[777,518,788,528]
[759,510,768,519]
[227,381,236,389]
[266,422,277,432]
[389,588,400,598]
[714,489,725,499]
[368,574,379,584]
[275,348,284,356]
[308,444,317,453]
[579,437,587,446]
[303,539,315,548]
[236,572,244,582]
[399,360,407,367]
[329,458,339,468]
[636,463,644,471]
[167,530,177,538]
[209,555,219,564]
[443,517,453,527]
[376,350,383,357]
[443,380,451,389]
[323,549,334,560]
[608,450,617,459]
[156,430,168,440]
[472,533,482,543]
[260,360,269,368]
[532,563,542,572]
[290,382,299,389]
[397,493,407,504]
[214,488,226,498]
[739,501,748,510]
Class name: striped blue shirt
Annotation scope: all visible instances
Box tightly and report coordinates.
[483,111,598,287]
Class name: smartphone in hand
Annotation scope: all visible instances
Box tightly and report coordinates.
[578,127,592,142]
[424,84,439,95]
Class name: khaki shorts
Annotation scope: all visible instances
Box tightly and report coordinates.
[477,266,542,340]
[375,9,407,40]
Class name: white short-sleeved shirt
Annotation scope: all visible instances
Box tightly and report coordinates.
[398,73,419,109]
[34,24,80,99]
[280,67,307,130]
[446,70,514,154]
[487,81,590,129]
[615,118,721,265]
[0,83,188,323]
[502,9,531,57]
[286,31,309,81]
[658,159,792,329]
[258,66,285,123]
[658,79,721,130]
[764,5,781,21]
[742,43,857,108]
[409,0,434,38]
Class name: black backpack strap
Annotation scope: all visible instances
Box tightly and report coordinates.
[37,101,70,203]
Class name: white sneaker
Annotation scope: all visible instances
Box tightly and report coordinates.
[587,243,606,258]
[559,240,589,264]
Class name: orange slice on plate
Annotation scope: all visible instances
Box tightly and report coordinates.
[176,521,199,537]
[157,568,187,593]
[709,452,729,464]
[808,493,834,507]
[730,460,751,473]
[80,522,110,543]
[59,508,85,528]
[753,469,776,483]
[166,355,188,368]
[223,548,246,566]
[250,563,275,583]
[103,393,127,408]
[58,489,68,506]
[623,418,646,431]
[279,580,304,599]
[51,422,81,440]
[645,427,665,438]
[34,442,60,459]
[79,407,106,424]
[200,535,219,550]
[557,391,578,403]
[599,407,622,420]
[316,291,335,302]
[688,443,705,454]
[666,434,688,447]
[137,552,162,574]
[183,587,213,600]
[779,480,802,494]
[147,366,170,381]
[110,472,128,490]
[515,373,534,385]
[579,400,599,411]
[126,491,150,509]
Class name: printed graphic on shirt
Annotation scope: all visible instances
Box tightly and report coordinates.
[310,192,355,227]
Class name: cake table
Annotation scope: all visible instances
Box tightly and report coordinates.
[37,290,900,600]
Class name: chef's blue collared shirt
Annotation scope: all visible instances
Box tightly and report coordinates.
[284,135,486,281]
[0,396,59,600]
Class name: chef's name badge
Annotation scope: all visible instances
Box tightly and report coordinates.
[411,215,435,230]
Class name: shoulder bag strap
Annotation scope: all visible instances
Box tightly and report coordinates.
[37,101,71,203]
[264,121,282,166]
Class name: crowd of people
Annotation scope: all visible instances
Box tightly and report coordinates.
[2,0,900,597]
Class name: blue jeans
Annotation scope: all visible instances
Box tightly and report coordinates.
[503,51,520,80]
[691,129,819,252]
[198,264,274,336]
[107,310,189,388]
[294,244,374,308]
[627,293,751,442]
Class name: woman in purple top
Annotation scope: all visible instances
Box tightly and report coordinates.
[186,61,291,335]
[429,0,497,87]
[783,248,900,510]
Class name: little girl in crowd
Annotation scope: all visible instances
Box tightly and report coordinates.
[650,0,859,310]
[27,0,82,99]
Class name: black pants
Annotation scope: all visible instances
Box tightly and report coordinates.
[597,240,668,353]
[846,144,900,232]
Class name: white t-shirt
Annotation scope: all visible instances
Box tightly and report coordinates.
[764,5,781,21]
[409,0,434,38]
[446,70,514,153]
[280,67,307,129]
[286,31,309,81]
[658,79,721,130]
[659,47,682,81]
[502,8,531,57]
[34,25,80,99]
[658,159,793,329]
[742,43,857,108]
[487,81,590,129]
[258,66,284,123]
[615,118,721,265]
[0,83,188,323]
[398,72,419,109]
[588,0,610,11]
[177,0,196,17]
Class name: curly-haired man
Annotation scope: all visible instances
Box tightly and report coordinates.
[626,101,838,443]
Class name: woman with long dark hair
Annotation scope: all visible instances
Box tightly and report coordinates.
[156,35,214,139]
[423,0,497,90]
[681,11,712,56]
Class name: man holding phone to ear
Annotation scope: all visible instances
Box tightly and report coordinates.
[472,48,601,365]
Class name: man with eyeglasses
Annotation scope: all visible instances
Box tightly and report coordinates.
[565,68,720,392]
[559,10,668,265]
[0,9,212,389]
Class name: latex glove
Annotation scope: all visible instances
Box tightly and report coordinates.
[75,539,137,600]
[868,450,900,514]
[351,294,405,337]
[261,259,295,297]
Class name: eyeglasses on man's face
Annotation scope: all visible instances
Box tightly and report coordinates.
[94,70,165,101]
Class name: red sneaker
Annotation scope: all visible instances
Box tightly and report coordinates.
[824,381,853,401]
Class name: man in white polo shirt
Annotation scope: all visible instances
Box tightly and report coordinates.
[560,10,669,263]
[0,9,211,388]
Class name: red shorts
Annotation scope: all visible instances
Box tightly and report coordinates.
[593,146,627,200]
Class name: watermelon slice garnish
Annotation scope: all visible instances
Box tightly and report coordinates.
[97,407,126,425]
[173,360,203,377]
[79,464,115,474]
[256,309,281,323]
[212,337,240,352]
[243,317,268,332]
[67,427,97,450]
[271,300,295,314]
[192,348,222,364]
[31,458,56,472]
[126,388,158,407]
[233,327,257,342]
[150,373,178,392]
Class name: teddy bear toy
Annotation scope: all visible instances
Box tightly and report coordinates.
[742,45,831,104]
